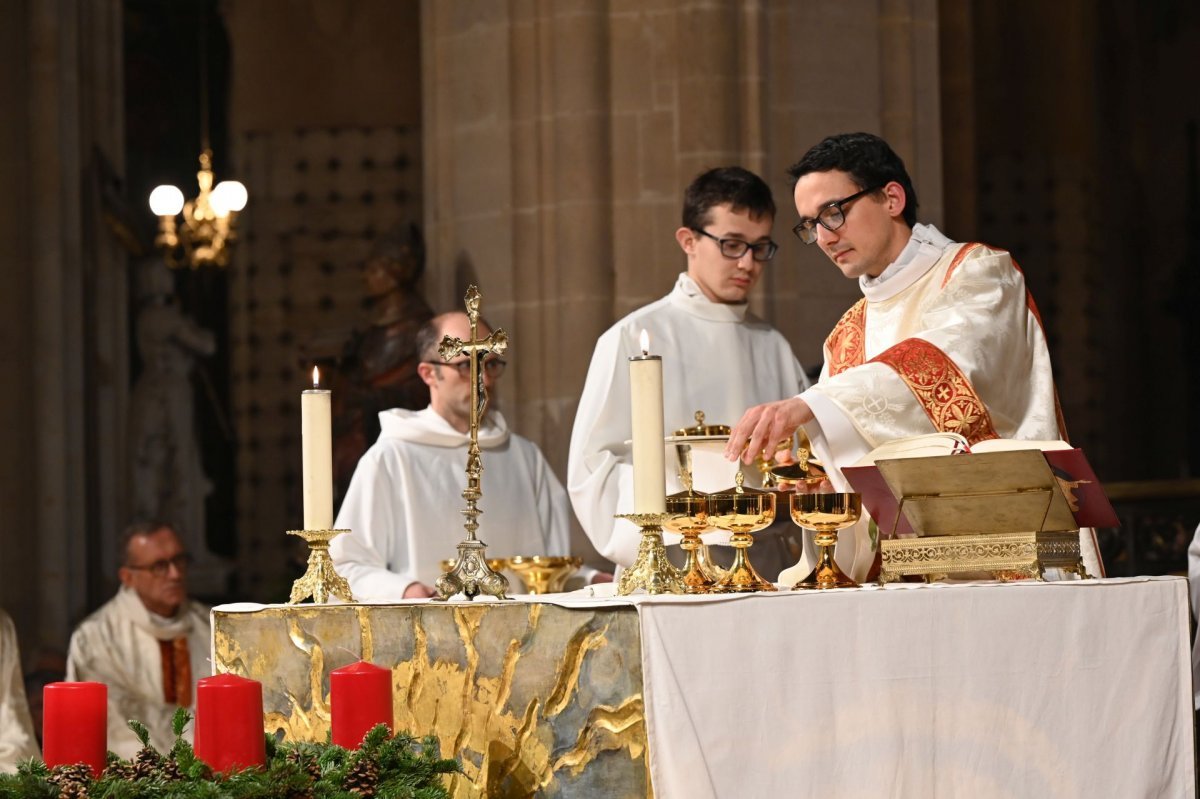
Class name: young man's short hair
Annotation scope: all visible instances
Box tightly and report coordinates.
[681,166,776,231]
[786,132,919,228]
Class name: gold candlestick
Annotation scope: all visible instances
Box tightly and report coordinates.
[433,285,511,602]
[616,513,685,595]
[287,528,354,604]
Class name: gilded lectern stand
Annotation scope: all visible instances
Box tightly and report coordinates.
[873,450,1093,583]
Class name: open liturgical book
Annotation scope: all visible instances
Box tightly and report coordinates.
[841,433,1119,538]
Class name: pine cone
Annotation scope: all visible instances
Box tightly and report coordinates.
[342,756,379,797]
[132,747,165,779]
[286,749,322,782]
[158,758,184,782]
[102,760,138,782]
[48,763,92,799]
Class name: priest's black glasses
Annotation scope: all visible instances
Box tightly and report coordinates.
[792,185,884,244]
[423,359,507,379]
[125,553,192,577]
[691,228,779,261]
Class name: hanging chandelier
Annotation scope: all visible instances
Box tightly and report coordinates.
[149,150,247,268]
[147,5,247,269]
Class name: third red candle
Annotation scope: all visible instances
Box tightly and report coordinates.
[193,673,266,772]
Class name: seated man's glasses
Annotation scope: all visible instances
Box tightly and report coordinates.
[691,228,779,262]
[126,553,192,577]
[423,358,508,379]
[791,185,884,244]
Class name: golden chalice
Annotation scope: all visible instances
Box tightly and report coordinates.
[506,555,583,595]
[665,487,722,594]
[708,471,777,593]
[790,478,862,590]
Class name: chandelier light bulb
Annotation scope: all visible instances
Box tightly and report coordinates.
[149,185,185,216]
[211,180,249,217]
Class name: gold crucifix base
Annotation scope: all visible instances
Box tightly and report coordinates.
[287,529,355,604]
[434,538,510,601]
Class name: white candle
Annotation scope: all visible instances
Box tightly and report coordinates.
[301,366,333,530]
[629,330,666,513]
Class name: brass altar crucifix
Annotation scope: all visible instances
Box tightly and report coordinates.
[433,285,511,601]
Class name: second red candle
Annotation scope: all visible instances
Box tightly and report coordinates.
[331,660,393,748]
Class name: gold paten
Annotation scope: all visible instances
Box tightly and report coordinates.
[507,556,583,594]
[708,471,777,593]
[286,528,354,604]
[213,602,650,798]
[665,475,721,594]
[789,485,862,590]
[874,450,1090,583]
[434,285,510,601]
[616,513,686,595]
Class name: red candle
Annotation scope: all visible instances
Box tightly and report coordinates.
[193,674,266,772]
[331,661,393,748]
[42,681,106,775]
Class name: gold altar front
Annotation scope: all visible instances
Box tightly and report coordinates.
[213,602,649,798]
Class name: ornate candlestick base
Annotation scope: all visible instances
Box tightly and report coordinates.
[792,530,859,590]
[616,513,685,595]
[287,529,355,604]
[434,538,510,601]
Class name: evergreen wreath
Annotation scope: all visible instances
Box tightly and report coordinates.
[0,708,460,799]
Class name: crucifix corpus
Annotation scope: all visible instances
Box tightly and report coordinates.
[433,285,511,601]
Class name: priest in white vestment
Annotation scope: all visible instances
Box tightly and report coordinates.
[569,167,811,570]
[726,132,1100,580]
[66,522,211,758]
[332,311,590,600]
[0,609,38,772]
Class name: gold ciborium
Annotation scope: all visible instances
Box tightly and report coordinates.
[708,471,777,593]
[665,487,721,594]
[790,478,862,590]
[506,555,583,595]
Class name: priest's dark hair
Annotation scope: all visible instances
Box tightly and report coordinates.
[681,166,776,231]
[787,132,919,228]
[415,311,494,363]
[119,519,181,564]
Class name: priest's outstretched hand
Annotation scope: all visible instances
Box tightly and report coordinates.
[725,397,814,465]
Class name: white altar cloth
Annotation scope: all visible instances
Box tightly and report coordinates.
[539,576,1194,798]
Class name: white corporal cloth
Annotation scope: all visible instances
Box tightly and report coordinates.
[332,407,573,599]
[546,576,1195,798]
[0,609,38,772]
[65,587,210,758]
[569,273,810,567]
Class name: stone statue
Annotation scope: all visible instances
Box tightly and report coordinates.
[128,258,217,565]
[332,224,434,500]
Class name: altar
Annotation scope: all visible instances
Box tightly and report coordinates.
[212,576,1196,798]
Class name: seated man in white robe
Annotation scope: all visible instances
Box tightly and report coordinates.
[66,521,211,758]
[333,311,599,599]
[0,608,38,772]
[568,166,812,572]
[726,132,1101,579]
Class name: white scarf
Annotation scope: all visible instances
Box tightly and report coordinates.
[112,584,193,641]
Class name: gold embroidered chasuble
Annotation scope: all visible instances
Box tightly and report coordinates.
[809,241,1063,455]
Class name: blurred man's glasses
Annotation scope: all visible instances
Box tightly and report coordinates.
[424,358,507,379]
[792,185,883,244]
[126,553,192,577]
[691,228,778,262]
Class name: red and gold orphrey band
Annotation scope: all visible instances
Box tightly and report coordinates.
[869,337,999,445]
[825,298,866,378]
